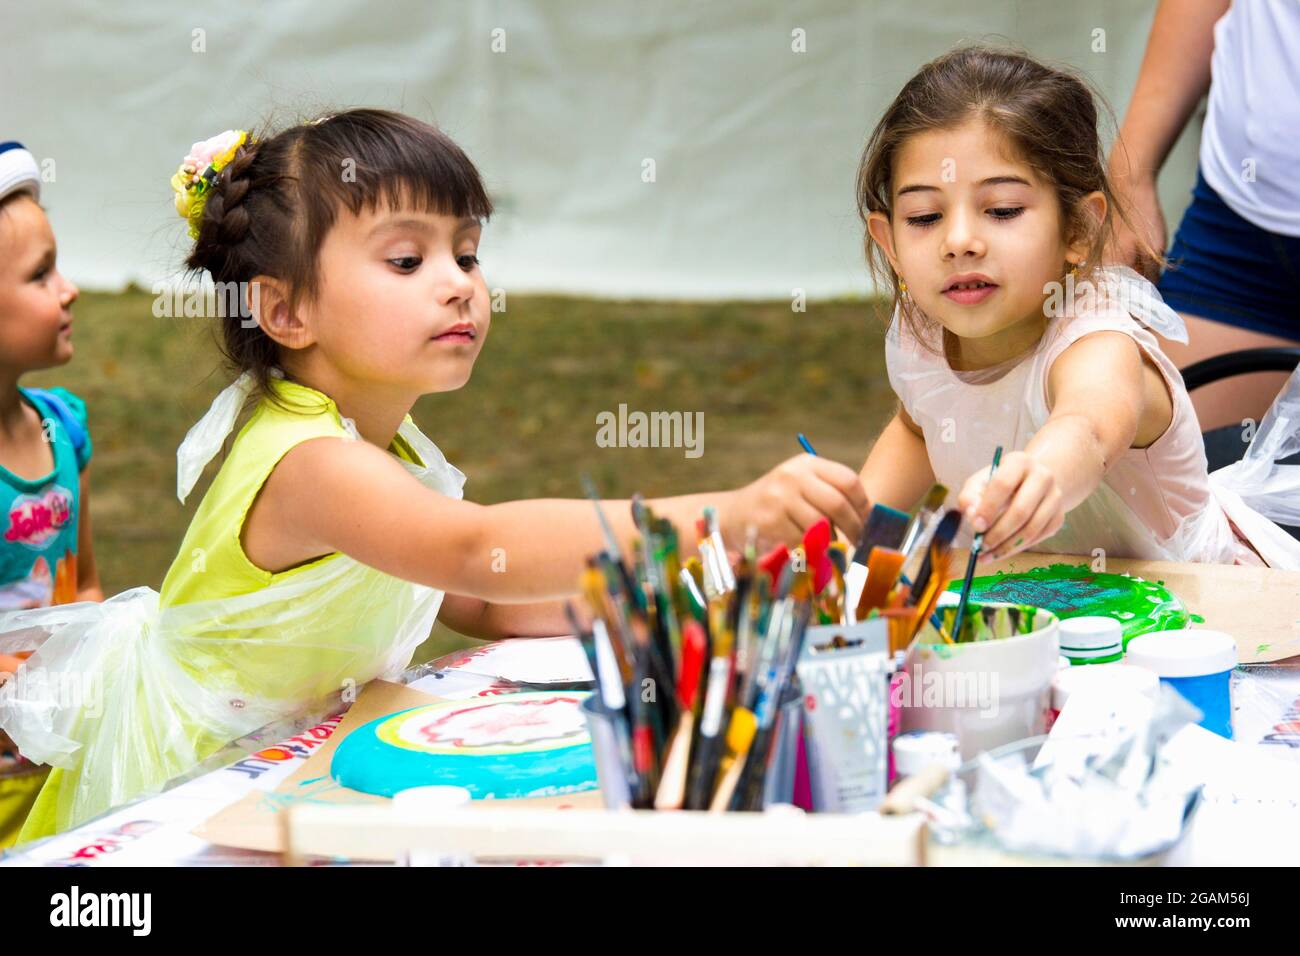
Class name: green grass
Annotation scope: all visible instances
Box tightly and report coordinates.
[34,289,897,659]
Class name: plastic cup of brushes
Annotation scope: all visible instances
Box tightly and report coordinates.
[580,696,634,810]
[900,600,1060,762]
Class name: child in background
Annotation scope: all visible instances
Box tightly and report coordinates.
[0,110,868,840]
[0,142,103,847]
[853,46,1300,569]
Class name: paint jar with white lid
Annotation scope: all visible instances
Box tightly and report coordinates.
[1058,616,1123,665]
[893,731,959,778]
[1125,630,1238,739]
[891,731,966,829]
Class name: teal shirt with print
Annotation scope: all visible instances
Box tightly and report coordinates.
[0,387,91,609]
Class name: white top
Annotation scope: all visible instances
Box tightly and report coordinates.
[1126,629,1239,678]
[1199,0,1300,236]
[1058,616,1123,657]
[885,266,1262,565]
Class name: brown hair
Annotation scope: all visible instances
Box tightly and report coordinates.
[185,108,492,400]
[856,45,1160,341]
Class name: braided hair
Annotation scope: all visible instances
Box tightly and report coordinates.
[184,109,493,400]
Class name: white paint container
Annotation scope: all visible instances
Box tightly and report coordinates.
[900,603,1060,761]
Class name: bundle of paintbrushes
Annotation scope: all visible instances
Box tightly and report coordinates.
[568,481,977,811]
[569,493,847,812]
[848,484,967,654]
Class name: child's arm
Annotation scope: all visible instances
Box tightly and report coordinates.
[75,467,104,602]
[1106,0,1225,276]
[437,594,572,640]
[858,406,938,513]
[957,332,1167,562]
[257,435,869,603]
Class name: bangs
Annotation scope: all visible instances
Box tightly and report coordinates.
[302,109,492,237]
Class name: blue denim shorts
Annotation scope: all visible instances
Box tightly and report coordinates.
[1156,168,1300,342]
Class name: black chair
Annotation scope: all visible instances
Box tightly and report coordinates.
[1179,347,1300,541]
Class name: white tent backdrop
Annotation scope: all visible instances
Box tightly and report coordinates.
[1,0,1199,299]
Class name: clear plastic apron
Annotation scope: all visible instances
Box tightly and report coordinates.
[0,372,465,830]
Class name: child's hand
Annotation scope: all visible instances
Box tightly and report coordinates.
[728,454,870,547]
[957,451,1065,562]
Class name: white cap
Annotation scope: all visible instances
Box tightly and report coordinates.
[892,731,960,777]
[1058,616,1123,659]
[1052,663,1160,711]
[1125,630,1238,679]
[0,142,40,205]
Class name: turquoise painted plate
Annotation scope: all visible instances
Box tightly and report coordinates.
[331,691,598,799]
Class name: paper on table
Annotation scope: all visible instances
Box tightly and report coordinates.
[406,668,503,699]
[433,636,595,683]
[1161,722,1300,865]
[1231,663,1300,766]
[6,711,348,867]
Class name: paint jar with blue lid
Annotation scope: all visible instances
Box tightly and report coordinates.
[1124,630,1238,739]
[1058,616,1123,664]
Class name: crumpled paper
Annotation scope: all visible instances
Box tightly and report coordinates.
[970,685,1203,860]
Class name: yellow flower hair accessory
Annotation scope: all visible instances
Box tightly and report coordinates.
[171,129,249,239]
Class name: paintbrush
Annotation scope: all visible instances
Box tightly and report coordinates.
[757,543,789,589]
[855,546,907,619]
[733,572,769,704]
[733,587,813,811]
[851,503,912,566]
[899,484,949,552]
[846,504,910,616]
[911,550,953,647]
[699,506,737,598]
[951,446,1003,643]
[678,565,708,622]
[887,509,961,652]
[582,558,633,683]
[653,619,708,809]
[684,607,737,810]
[709,708,758,812]
[908,509,962,602]
[581,473,625,561]
[585,617,639,799]
[825,541,849,624]
[565,601,599,680]
[802,518,834,596]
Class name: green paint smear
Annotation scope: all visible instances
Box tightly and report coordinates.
[944,562,1190,647]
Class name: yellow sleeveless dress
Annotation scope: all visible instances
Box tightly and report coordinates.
[4,376,464,842]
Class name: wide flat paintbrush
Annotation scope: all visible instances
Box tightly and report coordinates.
[851,503,912,567]
[855,546,907,619]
